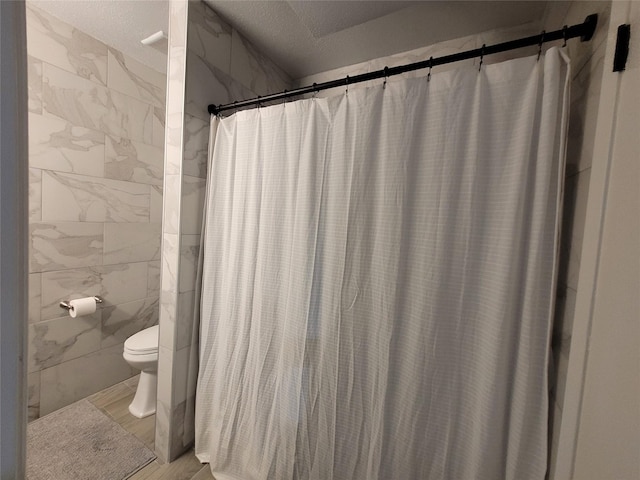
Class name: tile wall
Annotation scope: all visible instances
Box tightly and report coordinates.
[156,0,290,462]
[26,4,167,420]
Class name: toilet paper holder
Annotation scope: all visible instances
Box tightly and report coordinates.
[59,296,103,310]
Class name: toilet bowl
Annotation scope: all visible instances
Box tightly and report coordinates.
[123,325,159,418]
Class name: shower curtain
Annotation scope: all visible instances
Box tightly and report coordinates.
[196,48,570,480]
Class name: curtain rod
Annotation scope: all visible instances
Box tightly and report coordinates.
[208,14,597,116]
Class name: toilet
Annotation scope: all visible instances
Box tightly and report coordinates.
[123,325,159,418]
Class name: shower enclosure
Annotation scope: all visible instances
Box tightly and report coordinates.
[194,48,570,479]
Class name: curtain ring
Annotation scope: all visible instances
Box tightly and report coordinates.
[427,56,433,82]
[282,89,287,105]
[383,67,388,89]
[562,25,568,48]
[312,83,318,100]
[478,44,485,72]
[538,30,545,61]
[257,95,262,108]
[345,75,350,95]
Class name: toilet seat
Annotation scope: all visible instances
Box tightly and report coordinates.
[124,324,159,355]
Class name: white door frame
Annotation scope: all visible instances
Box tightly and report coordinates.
[0,1,29,478]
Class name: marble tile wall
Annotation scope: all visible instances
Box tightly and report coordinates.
[26,3,166,420]
[540,1,612,473]
[155,0,291,463]
[156,0,187,462]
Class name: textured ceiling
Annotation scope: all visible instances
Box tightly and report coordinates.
[286,1,416,38]
[29,0,169,74]
[206,1,548,79]
[30,0,549,80]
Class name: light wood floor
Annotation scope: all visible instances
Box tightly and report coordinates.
[87,376,215,480]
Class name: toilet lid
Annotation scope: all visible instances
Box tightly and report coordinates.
[124,325,159,354]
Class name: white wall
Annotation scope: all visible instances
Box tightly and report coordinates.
[572,2,640,478]
[550,1,640,478]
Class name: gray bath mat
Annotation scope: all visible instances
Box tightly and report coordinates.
[27,399,156,480]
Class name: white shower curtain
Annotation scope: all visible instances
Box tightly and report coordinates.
[196,48,570,480]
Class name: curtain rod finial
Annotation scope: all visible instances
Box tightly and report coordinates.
[581,14,598,42]
[208,104,217,115]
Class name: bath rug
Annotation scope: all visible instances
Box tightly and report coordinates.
[27,399,156,480]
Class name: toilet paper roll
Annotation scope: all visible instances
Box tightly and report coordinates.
[68,297,97,318]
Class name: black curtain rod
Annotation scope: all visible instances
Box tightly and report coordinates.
[208,14,597,116]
